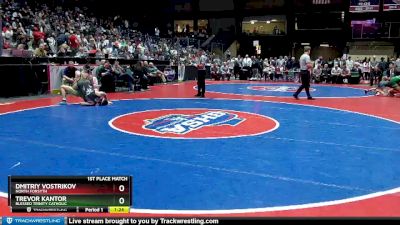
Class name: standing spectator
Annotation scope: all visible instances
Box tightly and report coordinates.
[370,57,379,86]
[346,56,354,70]
[233,56,242,79]
[286,57,295,70]
[377,57,386,83]
[178,60,185,82]
[46,33,57,56]
[385,63,396,78]
[362,59,371,81]
[228,58,235,77]
[242,54,252,79]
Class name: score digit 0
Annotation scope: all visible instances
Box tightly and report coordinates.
[119,185,125,192]
[119,197,125,205]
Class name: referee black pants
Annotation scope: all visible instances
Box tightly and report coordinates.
[197,69,206,97]
[294,70,312,98]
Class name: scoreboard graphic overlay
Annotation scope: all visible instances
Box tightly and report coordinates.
[8,176,132,213]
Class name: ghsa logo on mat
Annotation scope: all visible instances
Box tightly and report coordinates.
[247,86,316,92]
[143,111,243,135]
[110,109,279,139]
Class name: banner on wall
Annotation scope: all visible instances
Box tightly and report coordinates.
[350,0,380,12]
[384,0,400,10]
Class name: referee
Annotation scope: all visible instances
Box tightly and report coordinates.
[195,63,206,97]
[293,46,315,100]
[195,51,207,98]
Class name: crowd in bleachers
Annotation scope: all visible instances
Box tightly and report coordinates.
[204,54,400,86]
[1,0,211,63]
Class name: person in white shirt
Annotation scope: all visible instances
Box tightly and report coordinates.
[386,63,396,78]
[293,46,314,99]
[195,51,207,97]
[277,56,284,67]
[395,58,400,74]
[219,62,231,81]
[127,42,135,54]
[263,58,269,68]
[228,59,235,75]
[200,54,208,65]
[346,56,354,70]
[313,65,322,83]
[46,35,57,56]
[314,56,323,69]
[330,65,342,84]
[178,57,186,82]
[362,59,371,81]
[340,65,350,84]
[242,55,252,80]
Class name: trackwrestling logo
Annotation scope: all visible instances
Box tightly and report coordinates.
[143,111,244,135]
[247,86,316,92]
[110,109,279,139]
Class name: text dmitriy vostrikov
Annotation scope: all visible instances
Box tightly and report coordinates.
[15,184,77,190]
[14,184,77,193]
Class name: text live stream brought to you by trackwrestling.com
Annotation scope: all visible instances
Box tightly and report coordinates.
[0,217,221,225]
